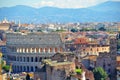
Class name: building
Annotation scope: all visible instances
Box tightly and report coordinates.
[5,32,64,73]
[45,59,75,80]
[34,52,94,80]
[34,52,76,80]
[0,18,10,31]
[96,53,112,75]
[116,55,120,80]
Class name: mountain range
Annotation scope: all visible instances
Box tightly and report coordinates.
[0,1,120,23]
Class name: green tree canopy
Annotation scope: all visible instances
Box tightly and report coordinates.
[93,67,108,80]
[75,69,82,75]
[2,65,10,72]
[71,28,78,32]
[98,27,106,31]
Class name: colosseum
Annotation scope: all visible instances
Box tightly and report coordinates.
[5,32,64,73]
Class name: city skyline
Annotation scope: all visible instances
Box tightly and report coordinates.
[0,0,120,8]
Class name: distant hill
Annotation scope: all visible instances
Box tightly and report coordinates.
[89,1,120,12]
[0,1,120,23]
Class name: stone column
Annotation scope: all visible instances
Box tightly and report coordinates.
[53,48,55,53]
[34,48,36,53]
[39,48,41,53]
[58,47,60,52]
[48,48,50,53]
[26,48,28,53]
[33,67,35,72]
[43,48,45,53]
[19,48,22,53]
[17,48,19,52]
[30,48,32,53]
[23,48,25,53]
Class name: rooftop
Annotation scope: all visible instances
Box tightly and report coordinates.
[43,59,73,67]
[6,32,63,46]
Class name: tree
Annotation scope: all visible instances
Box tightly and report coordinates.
[75,69,82,75]
[93,67,108,80]
[71,28,78,32]
[2,65,10,72]
[26,74,30,80]
[37,29,42,32]
[98,27,106,31]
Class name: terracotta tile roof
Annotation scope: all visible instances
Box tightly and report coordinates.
[74,38,88,44]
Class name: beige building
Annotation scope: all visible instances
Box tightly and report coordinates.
[79,44,110,56]
[0,23,10,31]
[116,55,120,80]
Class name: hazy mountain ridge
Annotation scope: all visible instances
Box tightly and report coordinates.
[0,1,120,23]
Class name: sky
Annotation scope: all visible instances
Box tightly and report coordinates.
[0,0,120,8]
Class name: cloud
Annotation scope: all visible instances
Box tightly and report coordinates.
[33,1,55,8]
[31,0,118,8]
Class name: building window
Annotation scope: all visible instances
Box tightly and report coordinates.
[35,66,38,71]
[28,48,30,53]
[50,48,52,52]
[108,68,111,73]
[20,56,22,61]
[24,48,26,53]
[45,48,48,52]
[55,48,58,52]
[27,57,29,62]
[24,66,26,71]
[39,57,42,62]
[35,57,38,62]
[17,66,19,72]
[31,66,33,72]
[14,65,16,72]
[40,48,43,52]
[20,66,22,71]
[24,57,25,62]
[108,64,111,66]
[103,63,106,69]
[31,57,33,62]
[27,66,29,72]
[17,56,19,61]
[14,56,16,61]
[91,48,92,51]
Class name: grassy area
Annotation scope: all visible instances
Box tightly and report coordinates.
[54,29,66,32]
[75,69,82,75]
